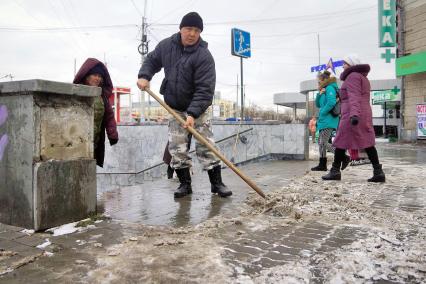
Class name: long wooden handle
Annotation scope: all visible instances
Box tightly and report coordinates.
[145,88,266,199]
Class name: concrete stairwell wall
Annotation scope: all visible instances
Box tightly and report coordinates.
[0,80,99,230]
[97,122,306,192]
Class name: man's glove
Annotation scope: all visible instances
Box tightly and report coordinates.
[350,116,359,126]
[109,138,118,146]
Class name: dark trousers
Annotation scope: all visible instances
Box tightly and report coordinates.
[333,146,379,169]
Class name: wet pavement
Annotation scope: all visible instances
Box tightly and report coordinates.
[98,160,312,227]
[97,141,426,228]
[0,142,425,283]
[377,141,426,164]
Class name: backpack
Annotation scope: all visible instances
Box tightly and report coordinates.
[330,88,341,117]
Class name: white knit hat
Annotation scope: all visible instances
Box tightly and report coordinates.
[343,54,361,66]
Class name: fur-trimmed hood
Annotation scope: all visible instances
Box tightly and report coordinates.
[340,64,370,81]
[319,76,337,89]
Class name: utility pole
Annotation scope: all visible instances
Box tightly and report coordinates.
[317,33,321,67]
[276,104,279,120]
[311,33,321,118]
[138,0,149,122]
[236,74,239,118]
[240,57,244,120]
[74,58,77,77]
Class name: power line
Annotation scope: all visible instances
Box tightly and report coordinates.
[54,0,88,53]
[0,24,139,32]
[151,5,375,26]
[150,0,196,25]
[0,4,373,35]
[130,0,143,17]
[1,3,369,33]
[11,0,84,56]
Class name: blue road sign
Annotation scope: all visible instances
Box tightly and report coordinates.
[231,28,251,58]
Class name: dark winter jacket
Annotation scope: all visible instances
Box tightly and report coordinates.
[138,33,216,118]
[73,58,118,167]
[333,64,375,150]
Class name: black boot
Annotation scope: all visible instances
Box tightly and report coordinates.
[368,164,386,183]
[167,165,174,179]
[311,157,327,171]
[208,166,232,198]
[322,166,341,180]
[341,155,351,171]
[174,168,192,198]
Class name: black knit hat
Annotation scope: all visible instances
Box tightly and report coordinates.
[179,12,203,31]
[86,64,106,78]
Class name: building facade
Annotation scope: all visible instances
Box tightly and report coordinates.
[398,0,426,141]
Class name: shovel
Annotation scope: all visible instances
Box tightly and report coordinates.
[145,88,266,199]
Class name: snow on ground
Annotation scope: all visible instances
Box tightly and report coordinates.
[46,222,80,236]
[46,220,96,237]
[36,239,51,249]
[82,151,425,283]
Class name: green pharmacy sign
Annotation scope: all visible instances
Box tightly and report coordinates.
[396,51,426,76]
[371,88,400,105]
[378,0,396,47]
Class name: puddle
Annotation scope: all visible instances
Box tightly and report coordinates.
[98,160,312,227]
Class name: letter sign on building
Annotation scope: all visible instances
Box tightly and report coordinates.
[378,0,396,47]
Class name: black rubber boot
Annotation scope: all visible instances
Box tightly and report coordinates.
[368,164,386,183]
[322,167,341,180]
[341,155,351,171]
[311,157,327,171]
[174,168,192,198]
[208,165,232,198]
[167,165,174,179]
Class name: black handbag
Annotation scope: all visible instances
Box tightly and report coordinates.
[330,88,340,117]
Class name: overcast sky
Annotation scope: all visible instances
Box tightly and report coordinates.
[0,0,396,109]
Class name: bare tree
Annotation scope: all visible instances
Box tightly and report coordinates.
[242,103,294,123]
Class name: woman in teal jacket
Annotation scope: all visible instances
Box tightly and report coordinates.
[311,71,348,171]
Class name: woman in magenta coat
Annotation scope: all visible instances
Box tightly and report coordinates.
[322,55,385,182]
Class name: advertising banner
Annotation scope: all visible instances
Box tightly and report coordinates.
[417,104,426,139]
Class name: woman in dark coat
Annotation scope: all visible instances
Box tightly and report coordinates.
[73,58,119,167]
[322,55,385,182]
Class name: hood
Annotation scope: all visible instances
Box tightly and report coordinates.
[340,64,370,81]
[319,77,337,89]
[73,58,113,98]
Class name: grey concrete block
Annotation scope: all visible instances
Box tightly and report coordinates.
[34,159,96,231]
[0,79,100,98]
[0,80,99,230]
[36,94,94,160]
[0,95,34,228]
